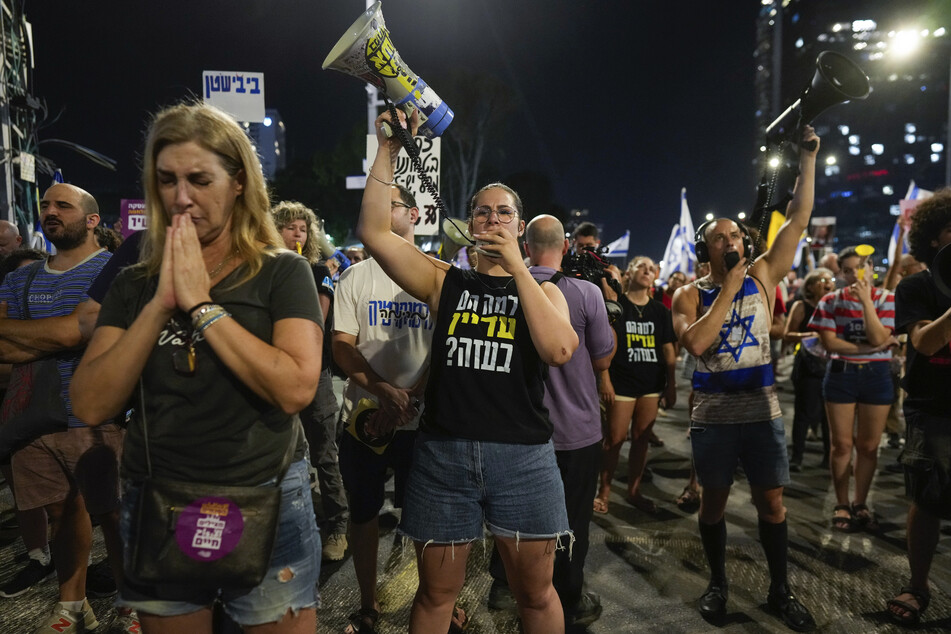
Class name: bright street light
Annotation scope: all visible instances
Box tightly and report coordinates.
[891,29,922,57]
[705,212,715,221]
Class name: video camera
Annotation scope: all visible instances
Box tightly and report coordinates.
[561,246,623,324]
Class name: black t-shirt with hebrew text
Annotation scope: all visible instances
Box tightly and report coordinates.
[422,266,550,443]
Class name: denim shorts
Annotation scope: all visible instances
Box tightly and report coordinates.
[690,418,790,489]
[117,459,321,625]
[822,359,894,405]
[900,407,951,520]
[399,433,571,543]
[339,430,416,524]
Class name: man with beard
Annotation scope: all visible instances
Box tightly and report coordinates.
[0,183,123,633]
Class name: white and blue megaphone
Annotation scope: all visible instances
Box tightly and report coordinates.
[322,1,453,138]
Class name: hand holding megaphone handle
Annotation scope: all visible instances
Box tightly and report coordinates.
[383,101,457,243]
[802,139,818,152]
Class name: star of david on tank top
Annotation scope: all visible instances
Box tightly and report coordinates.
[717,308,759,362]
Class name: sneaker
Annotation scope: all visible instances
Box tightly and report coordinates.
[0,558,56,598]
[32,599,99,633]
[322,533,348,562]
[567,591,602,626]
[112,608,140,633]
[86,560,117,598]
[487,580,517,610]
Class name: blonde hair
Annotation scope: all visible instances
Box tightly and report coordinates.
[140,102,282,286]
[272,201,321,264]
[622,255,654,293]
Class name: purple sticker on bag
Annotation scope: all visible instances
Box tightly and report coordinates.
[175,496,244,561]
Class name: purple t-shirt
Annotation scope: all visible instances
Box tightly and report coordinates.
[530,266,615,451]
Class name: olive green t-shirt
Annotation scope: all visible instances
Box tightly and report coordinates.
[97,250,321,485]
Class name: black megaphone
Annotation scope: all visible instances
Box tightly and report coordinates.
[766,51,870,150]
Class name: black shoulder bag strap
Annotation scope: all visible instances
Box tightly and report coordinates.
[20,260,45,321]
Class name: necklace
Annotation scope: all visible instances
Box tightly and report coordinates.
[167,315,196,376]
[626,292,648,319]
[473,270,515,294]
[208,250,237,279]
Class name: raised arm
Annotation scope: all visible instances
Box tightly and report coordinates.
[755,125,819,287]
[356,109,448,310]
[883,219,906,291]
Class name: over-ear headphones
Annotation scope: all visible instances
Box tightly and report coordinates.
[694,218,753,264]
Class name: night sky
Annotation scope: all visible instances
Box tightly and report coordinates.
[28,0,760,258]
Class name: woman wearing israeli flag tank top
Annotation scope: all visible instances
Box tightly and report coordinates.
[357,107,578,634]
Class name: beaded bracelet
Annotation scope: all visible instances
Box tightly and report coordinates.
[191,304,223,329]
[195,310,229,334]
[194,308,227,331]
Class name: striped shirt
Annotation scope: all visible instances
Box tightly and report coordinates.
[0,249,111,427]
[808,286,895,362]
[691,276,782,424]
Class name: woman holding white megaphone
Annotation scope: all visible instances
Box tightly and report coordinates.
[808,245,898,532]
[357,106,578,634]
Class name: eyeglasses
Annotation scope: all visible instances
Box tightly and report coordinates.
[471,206,517,224]
[390,201,411,209]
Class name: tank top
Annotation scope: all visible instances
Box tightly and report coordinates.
[691,276,782,424]
[421,266,551,443]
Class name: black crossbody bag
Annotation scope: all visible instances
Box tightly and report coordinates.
[126,381,299,588]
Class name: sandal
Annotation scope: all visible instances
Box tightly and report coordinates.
[592,497,609,514]
[851,503,879,531]
[675,486,700,512]
[449,605,469,633]
[831,504,853,532]
[887,586,930,625]
[648,431,665,447]
[344,608,380,634]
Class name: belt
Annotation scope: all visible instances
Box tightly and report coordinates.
[829,359,876,373]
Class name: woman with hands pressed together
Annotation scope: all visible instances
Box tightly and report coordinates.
[357,108,578,634]
[808,247,897,532]
[70,103,322,634]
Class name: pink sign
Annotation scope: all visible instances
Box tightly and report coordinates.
[174,496,245,562]
[120,199,147,238]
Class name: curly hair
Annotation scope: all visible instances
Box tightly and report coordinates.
[908,188,951,266]
[271,201,322,264]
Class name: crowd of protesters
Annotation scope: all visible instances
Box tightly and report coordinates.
[0,102,947,634]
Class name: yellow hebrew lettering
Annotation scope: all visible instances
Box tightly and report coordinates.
[448,312,462,335]
[496,317,516,340]
[483,315,497,337]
